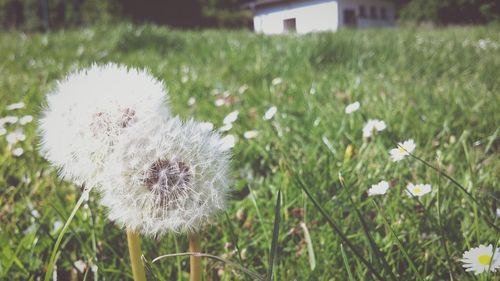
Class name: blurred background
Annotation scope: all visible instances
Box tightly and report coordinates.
[1,0,499,32]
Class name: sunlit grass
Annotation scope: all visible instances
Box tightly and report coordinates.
[0,23,499,280]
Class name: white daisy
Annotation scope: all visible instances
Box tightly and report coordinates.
[12,147,24,157]
[223,111,239,125]
[362,119,386,138]
[461,244,500,274]
[19,115,33,125]
[6,128,25,145]
[345,101,360,114]
[214,98,225,107]
[219,123,233,132]
[243,130,259,139]
[99,116,231,236]
[271,77,283,86]
[367,180,390,196]
[38,63,170,187]
[263,106,277,120]
[238,85,248,94]
[0,116,19,126]
[390,139,416,162]
[6,102,25,110]
[219,134,236,151]
[405,183,431,197]
[187,97,196,106]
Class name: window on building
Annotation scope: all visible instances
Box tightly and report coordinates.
[370,6,377,19]
[380,7,387,20]
[283,18,296,33]
[359,5,366,18]
[343,9,357,27]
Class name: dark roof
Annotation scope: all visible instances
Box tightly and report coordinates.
[241,0,296,9]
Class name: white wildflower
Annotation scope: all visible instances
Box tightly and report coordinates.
[52,220,64,233]
[38,63,169,187]
[496,208,500,218]
[238,85,248,94]
[6,102,25,110]
[74,260,87,272]
[99,117,231,235]
[0,127,6,136]
[20,115,33,125]
[214,98,225,107]
[461,244,500,274]
[219,123,233,132]
[219,134,236,151]
[362,119,386,138]
[187,97,196,106]
[367,180,389,196]
[223,111,239,125]
[12,147,24,157]
[6,129,25,145]
[0,116,19,126]
[263,106,277,120]
[390,139,416,162]
[271,77,283,86]
[345,101,360,114]
[405,183,431,197]
[243,130,259,139]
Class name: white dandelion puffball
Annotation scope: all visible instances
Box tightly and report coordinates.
[461,244,500,274]
[390,139,416,162]
[39,63,169,186]
[405,183,431,197]
[362,119,386,138]
[345,101,360,114]
[99,116,231,236]
[367,180,389,196]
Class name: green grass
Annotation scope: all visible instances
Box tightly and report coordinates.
[1,23,499,280]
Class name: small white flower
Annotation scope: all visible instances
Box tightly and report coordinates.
[214,98,225,107]
[74,260,87,272]
[199,122,214,131]
[390,139,416,162]
[367,181,389,196]
[496,208,500,218]
[238,85,248,94]
[362,119,386,138]
[187,97,196,106]
[263,106,277,120]
[219,134,236,151]
[271,77,283,86]
[0,127,6,136]
[0,116,19,126]
[6,129,25,144]
[12,147,24,157]
[405,183,431,197]
[243,130,259,139]
[52,220,64,233]
[345,101,360,114]
[219,123,233,132]
[223,111,239,125]
[461,244,500,274]
[19,115,33,125]
[6,102,25,110]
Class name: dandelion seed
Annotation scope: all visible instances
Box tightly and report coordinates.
[12,147,24,157]
[243,130,259,139]
[271,77,283,86]
[6,102,25,110]
[461,244,500,274]
[405,183,431,197]
[263,106,277,120]
[362,119,386,138]
[367,180,389,196]
[345,101,360,114]
[19,115,33,125]
[38,63,169,187]
[390,139,416,162]
[99,117,231,235]
[199,122,214,131]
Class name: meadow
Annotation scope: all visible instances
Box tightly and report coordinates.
[0,23,499,280]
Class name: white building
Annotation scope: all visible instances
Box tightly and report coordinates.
[244,0,395,34]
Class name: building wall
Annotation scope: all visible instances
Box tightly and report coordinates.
[252,0,395,34]
[337,0,395,28]
[253,0,339,34]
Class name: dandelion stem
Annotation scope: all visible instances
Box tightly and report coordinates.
[126,229,147,281]
[189,233,202,281]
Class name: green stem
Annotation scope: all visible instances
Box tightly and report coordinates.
[127,229,147,281]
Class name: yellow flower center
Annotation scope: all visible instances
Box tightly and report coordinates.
[398,147,406,153]
[413,187,422,194]
[478,255,492,266]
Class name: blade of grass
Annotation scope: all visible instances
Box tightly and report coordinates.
[293,175,384,281]
[338,174,398,281]
[44,187,90,281]
[340,243,355,281]
[268,189,281,280]
[299,222,316,271]
[372,200,424,281]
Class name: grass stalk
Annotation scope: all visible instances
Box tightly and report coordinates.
[126,229,147,281]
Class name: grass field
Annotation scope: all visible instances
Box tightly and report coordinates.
[0,24,499,281]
